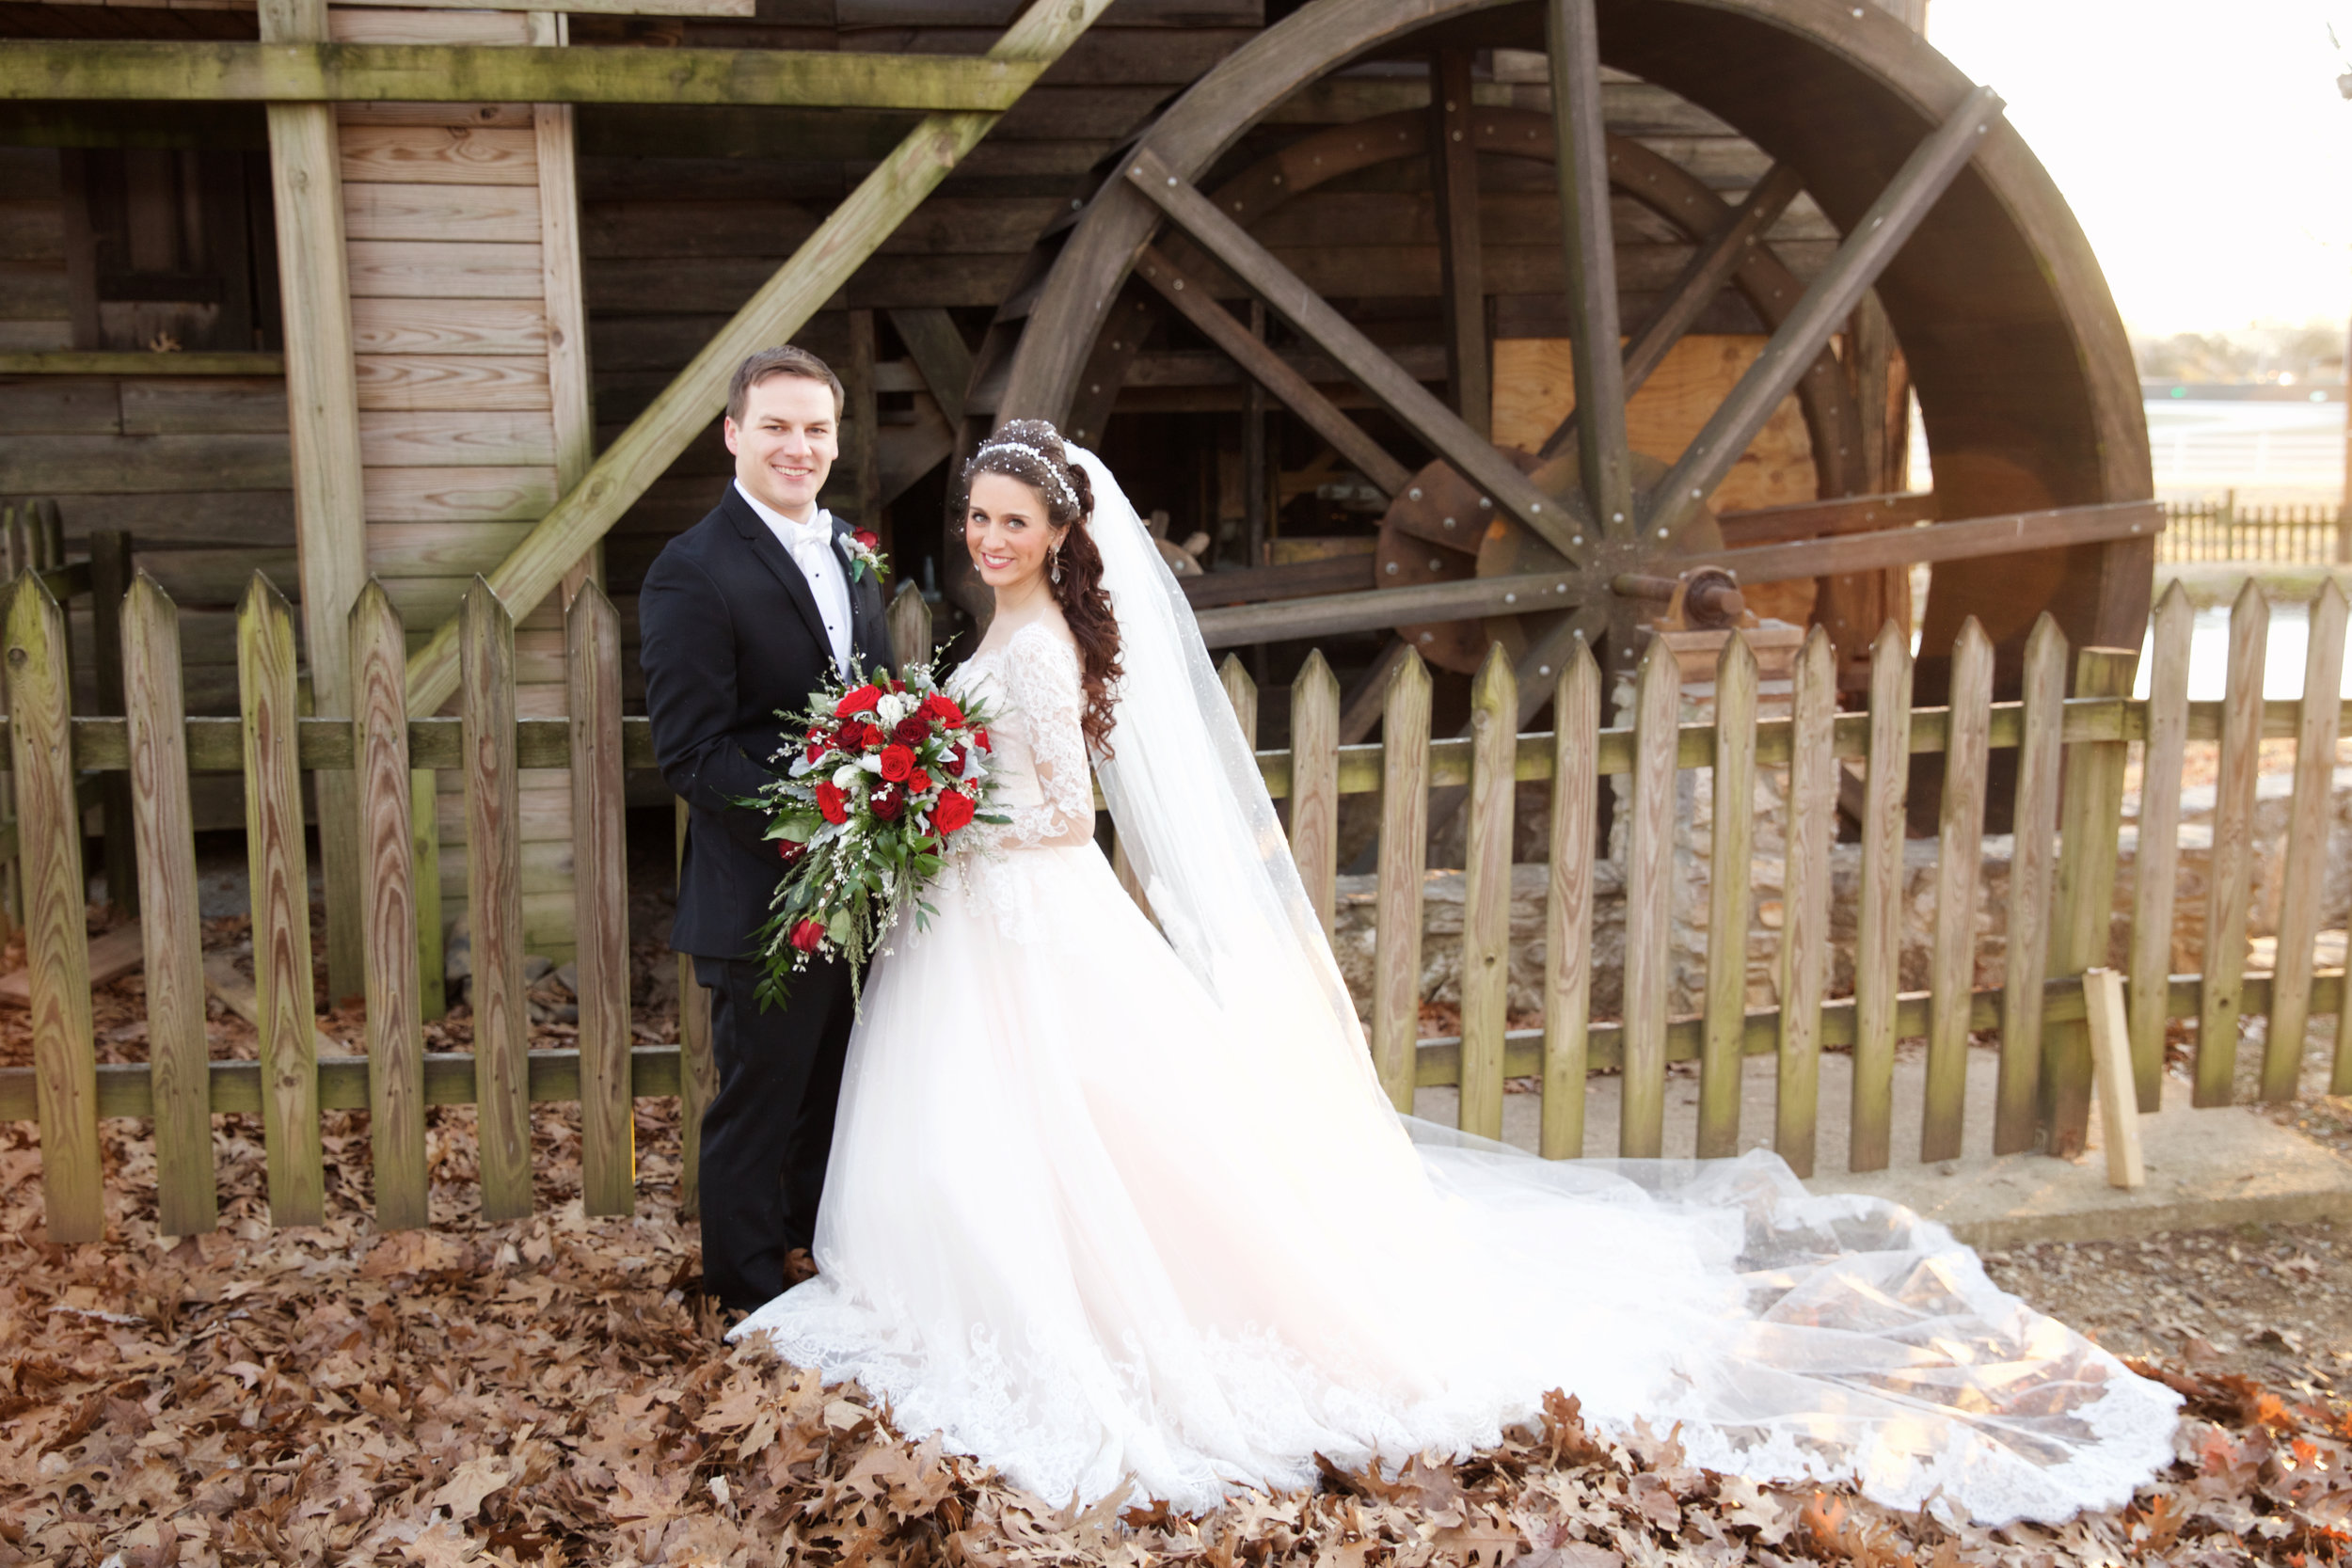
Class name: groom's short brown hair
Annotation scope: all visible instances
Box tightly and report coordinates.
[726,344,844,422]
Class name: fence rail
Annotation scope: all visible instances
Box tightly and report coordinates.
[2160,497,2349,563]
[0,568,2344,1241]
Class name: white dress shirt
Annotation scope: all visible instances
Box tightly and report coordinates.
[736,480,854,680]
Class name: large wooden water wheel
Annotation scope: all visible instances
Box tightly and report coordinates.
[980,0,2156,720]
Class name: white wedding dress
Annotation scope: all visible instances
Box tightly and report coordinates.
[732,455,2179,1528]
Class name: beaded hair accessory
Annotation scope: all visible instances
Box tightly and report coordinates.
[972,439,1081,513]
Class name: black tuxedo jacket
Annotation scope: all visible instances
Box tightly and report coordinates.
[641,484,897,959]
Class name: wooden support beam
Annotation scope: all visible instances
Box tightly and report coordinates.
[402,0,1116,714]
[1429,49,1487,438]
[1543,0,1630,533]
[0,42,1041,113]
[887,307,973,429]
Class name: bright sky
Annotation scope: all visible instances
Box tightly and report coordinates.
[1926,0,2352,336]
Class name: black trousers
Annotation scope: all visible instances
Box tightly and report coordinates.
[695,954,855,1312]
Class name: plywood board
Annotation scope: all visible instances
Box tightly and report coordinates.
[354,354,551,411]
[351,296,548,356]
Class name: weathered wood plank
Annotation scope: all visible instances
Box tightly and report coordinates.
[1372,646,1429,1114]
[2198,581,2268,1108]
[2268,581,2346,1101]
[1922,616,1990,1164]
[2085,968,2144,1190]
[1458,643,1515,1142]
[123,576,213,1237]
[1775,626,1836,1176]
[462,578,531,1219]
[535,99,594,505]
[1850,620,1911,1172]
[120,377,287,436]
[361,465,558,524]
[355,353,551,412]
[675,796,712,1217]
[351,581,426,1229]
[1695,631,1755,1157]
[569,582,631,1218]
[1994,613,2069,1152]
[343,181,542,245]
[346,239,546,300]
[1218,652,1257,744]
[2133,583,2193,1109]
[238,572,323,1227]
[350,297,548,356]
[413,764,444,1022]
[359,410,553,468]
[1540,641,1597,1159]
[0,433,290,494]
[1289,649,1340,939]
[887,578,932,670]
[8,574,100,1242]
[1622,636,1677,1157]
[2044,646,2137,1153]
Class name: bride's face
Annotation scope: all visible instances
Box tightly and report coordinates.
[965,471,1066,593]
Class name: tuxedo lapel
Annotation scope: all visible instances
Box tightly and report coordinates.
[723,486,834,656]
[831,515,892,673]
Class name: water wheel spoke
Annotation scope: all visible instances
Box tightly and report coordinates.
[1645,84,2006,543]
[1545,0,1633,536]
[1701,498,2161,586]
[1535,161,1805,464]
[1192,564,1591,650]
[1122,146,1585,565]
[1135,245,1414,497]
[1510,605,1607,728]
[1715,489,1937,547]
[1430,48,1488,436]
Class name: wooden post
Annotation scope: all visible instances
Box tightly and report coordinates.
[1696,633,1756,1157]
[412,769,445,1022]
[461,578,532,1220]
[1921,617,1992,1164]
[1775,626,1836,1177]
[675,797,715,1219]
[2129,583,2193,1109]
[87,530,136,920]
[1372,647,1431,1113]
[238,572,323,1227]
[2265,580,2347,1101]
[1290,650,1340,939]
[261,0,369,1009]
[1850,621,1911,1173]
[124,576,214,1238]
[888,579,932,671]
[1459,643,1516,1141]
[2197,580,2268,1108]
[570,582,633,1217]
[1622,636,1677,1157]
[351,582,426,1231]
[2084,968,2145,1190]
[9,573,102,1243]
[1541,641,1599,1159]
[1994,613,2068,1153]
[2043,645,2137,1153]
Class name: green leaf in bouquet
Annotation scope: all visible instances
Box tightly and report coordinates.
[827,909,854,946]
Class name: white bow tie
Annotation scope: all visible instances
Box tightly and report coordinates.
[784,520,834,563]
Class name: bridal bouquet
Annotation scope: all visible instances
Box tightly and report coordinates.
[743,659,1002,1008]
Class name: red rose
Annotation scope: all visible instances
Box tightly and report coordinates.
[878,744,915,783]
[869,785,904,821]
[859,722,885,752]
[931,789,975,834]
[789,919,826,954]
[834,684,883,718]
[892,714,930,747]
[906,769,932,794]
[853,529,880,550]
[889,679,907,695]
[939,746,964,777]
[815,781,849,824]
[777,838,806,865]
[803,729,833,765]
[972,726,992,753]
[919,693,964,726]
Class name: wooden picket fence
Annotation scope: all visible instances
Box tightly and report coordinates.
[1,567,2346,1243]
[2160,497,2350,564]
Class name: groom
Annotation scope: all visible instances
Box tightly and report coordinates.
[640,344,896,1319]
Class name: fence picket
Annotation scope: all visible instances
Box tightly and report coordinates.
[1775,626,1836,1177]
[675,797,716,1219]
[569,581,633,1217]
[2044,646,2137,1153]
[1290,650,1341,940]
[2197,580,2268,1108]
[1459,643,1516,1141]
[1923,617,1993,1164]
[9,573,102,1243]
[122,577,214,1237]
[461,577,532,1220]
[1994,613,2068,1154]
[1622,637,1678,1158]
[237,573,323,1227]
[1219,653,1258,744]
[1851,621,1912,1172]
[2268,581,2346,1101]
[888,579,932,670]
[2130,583,2194,1109]
[1541,642,1598,1160]
[413,769,446,1022]
[1697,633,1756,1158]
[1372,647,1431,1113]
[352,581,428,1231]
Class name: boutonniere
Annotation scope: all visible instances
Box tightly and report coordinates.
[841,529,887,585]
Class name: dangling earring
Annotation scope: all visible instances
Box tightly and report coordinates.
[1049,546,1062,586]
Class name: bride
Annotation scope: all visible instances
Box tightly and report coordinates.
[730,420,2179,1526]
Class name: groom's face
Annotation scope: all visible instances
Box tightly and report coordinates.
[725,374,838,521]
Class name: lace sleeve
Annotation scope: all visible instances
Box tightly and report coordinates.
[977,629,1096,851]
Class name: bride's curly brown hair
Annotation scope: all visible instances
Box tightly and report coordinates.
[961,420,1123,757]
